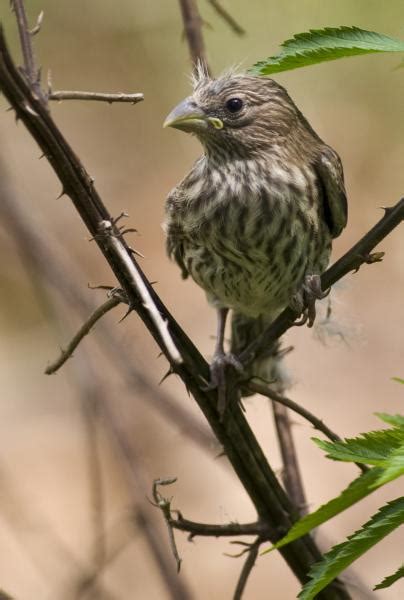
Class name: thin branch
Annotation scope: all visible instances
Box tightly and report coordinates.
[170,515,269,539]
[49,90,144,104]
[249,381,343,442]
[152,478,183,571]
[271,402,307,515]
[45,296,122,374]
[178,0,211,74]
[10,0,43,99]
[99,219,183,365]
[152,478,271,573]
[206,0,245,36]
[249,381,368,474]
[233,538,261,600]
[240,200,404,367]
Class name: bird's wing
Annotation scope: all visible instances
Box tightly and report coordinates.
[314,145,348,238]
[165,187,189,279]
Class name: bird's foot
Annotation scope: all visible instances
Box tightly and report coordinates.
[205,352,244,418]
[291,274,330,328]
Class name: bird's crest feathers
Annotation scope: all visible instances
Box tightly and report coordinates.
[191,62,246,91]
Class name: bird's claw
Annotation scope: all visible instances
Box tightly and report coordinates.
[291,274,330,328]
[203,352,244,418]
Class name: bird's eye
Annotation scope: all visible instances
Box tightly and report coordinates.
[225,97,243,113]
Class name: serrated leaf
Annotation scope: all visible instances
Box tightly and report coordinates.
[313,427,404,465]
[373,443,404,487]
[249,26,404,75]
[262,468,383,554]
[376,412,404,428]
[298,498,404,600]
[374,564,404,590]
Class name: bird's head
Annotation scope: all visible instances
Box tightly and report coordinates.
[164,66,306,158]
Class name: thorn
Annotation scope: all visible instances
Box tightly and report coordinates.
[128,246,145,258]
[38,153,46,159]
[112,212,129,226]
[118,306,132,323]
[159,367,175,385]
[120,228,138,235]
[56,188,66,199]
[29,10,44,35]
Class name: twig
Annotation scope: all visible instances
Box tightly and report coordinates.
[99,220,182,365]
[233,538,261,600]
[271,402,307,515]
[49,90,144,104]
[178,0,211,74]
[249,381,343,443]
[170,514,269,539]
[152,478,183,572]
[45,296,122,374]
[249,381,368,474]
[240,200,404,367]
[206,0,245,35]
[10,0,43,99]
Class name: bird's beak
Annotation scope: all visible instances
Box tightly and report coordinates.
[163,97,209,132]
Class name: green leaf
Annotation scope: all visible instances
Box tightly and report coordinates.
[392,377,404,385]
[374,564,404,590]
[374,443,404,487]
[262,468,383,554]
[249,26,404,75]
[376,412,404,428]
[298,498,404,600]
[313,428,404,465]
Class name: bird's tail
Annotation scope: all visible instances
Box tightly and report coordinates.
[230,312,289,394]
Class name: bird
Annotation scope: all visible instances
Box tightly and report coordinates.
[163,65,347,413]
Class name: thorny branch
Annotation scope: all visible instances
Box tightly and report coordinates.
[152,478,272,573]
[99,219,183,364]
[45,295,122,374]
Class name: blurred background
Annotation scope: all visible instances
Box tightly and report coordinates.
[0,1,404,598]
